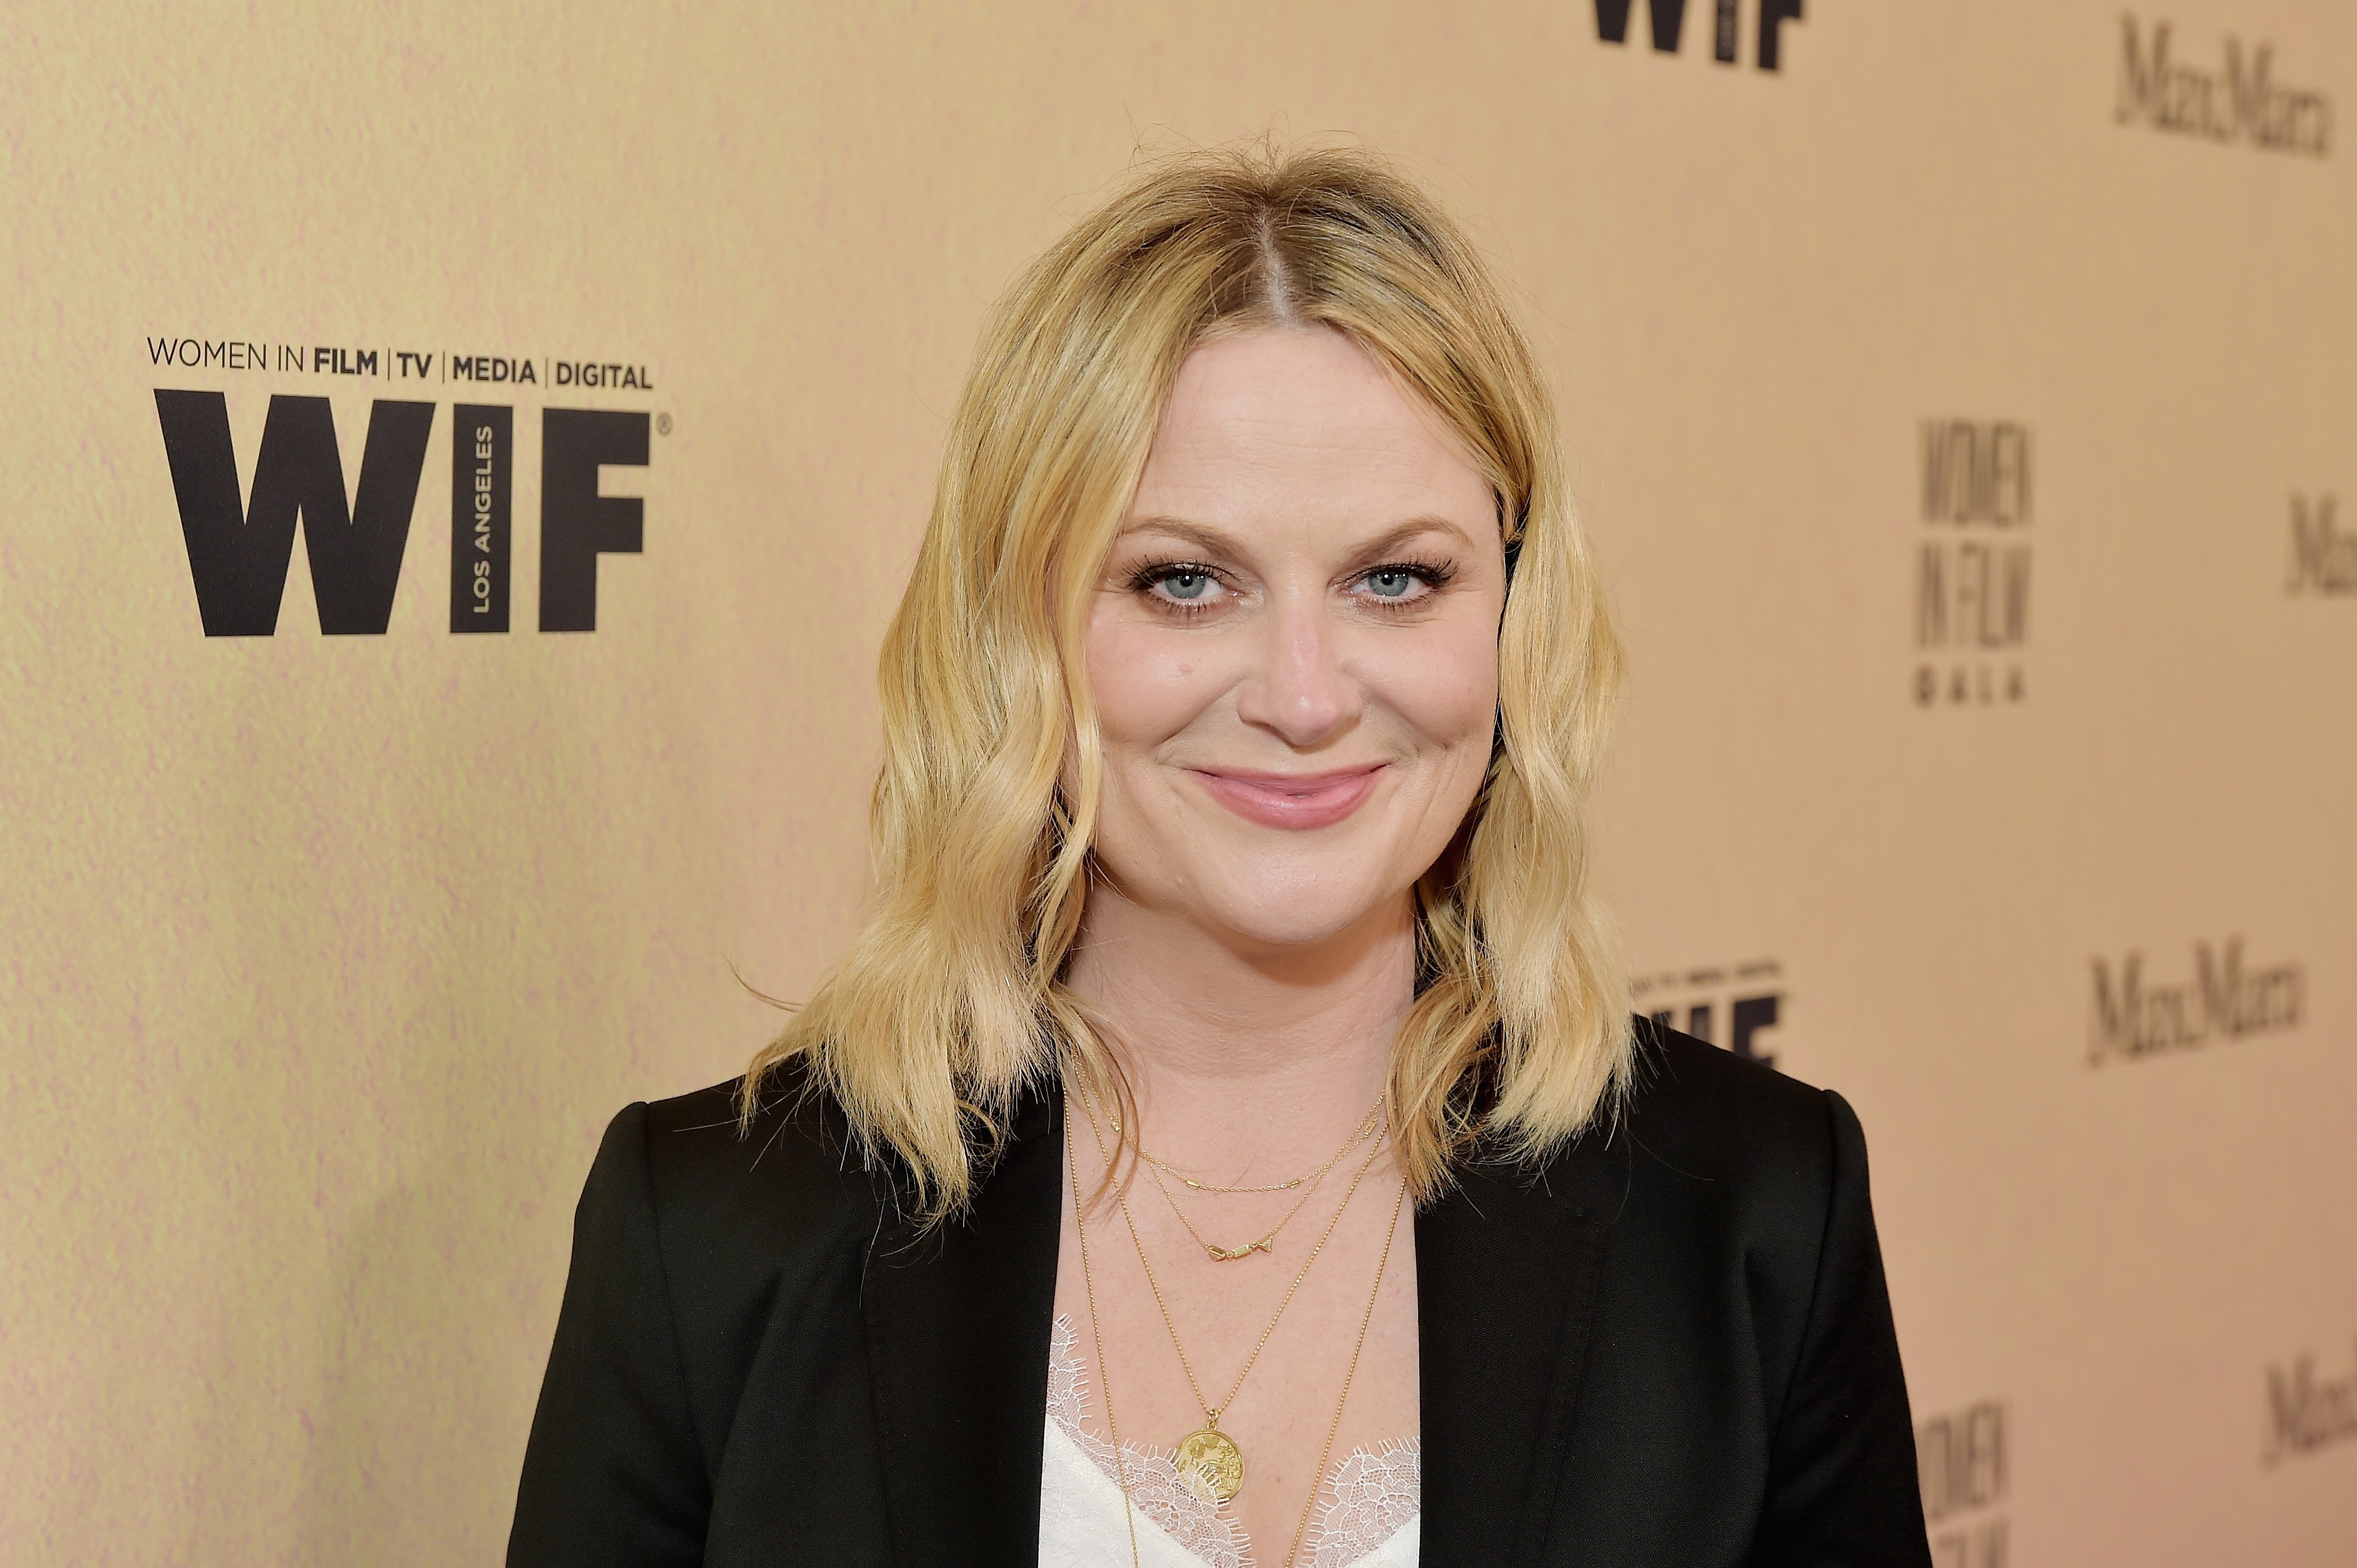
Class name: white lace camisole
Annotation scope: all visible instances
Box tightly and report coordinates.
[1038,1314,1421,1568]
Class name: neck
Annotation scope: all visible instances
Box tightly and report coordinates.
[1061,884,1414,1176]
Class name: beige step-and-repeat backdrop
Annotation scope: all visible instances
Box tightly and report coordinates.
[4,2,2350,1563]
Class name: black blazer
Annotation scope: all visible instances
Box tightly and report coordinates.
[510,1021,1932,1566]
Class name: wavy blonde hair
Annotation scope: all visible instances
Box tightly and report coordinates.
[742,141,1629,1217]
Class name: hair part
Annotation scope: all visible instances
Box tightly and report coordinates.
[742,138,1630,1220]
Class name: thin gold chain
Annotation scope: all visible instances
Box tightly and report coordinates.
[1141,1153,1326,1262]
[1074,1081,1385,1429]
[1113,1092,1384,1194]
[1066,1114,1144,1568]
[1068,1081,1411,1568]
[1280,1174,1409,1568]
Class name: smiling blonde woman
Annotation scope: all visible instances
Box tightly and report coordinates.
[509,142,1933,1568]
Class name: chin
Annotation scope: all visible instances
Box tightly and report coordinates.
[1200,864,1412,953]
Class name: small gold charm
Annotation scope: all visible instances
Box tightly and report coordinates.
[1205,1234,1274,1262]
[1174,1426,1246,1503]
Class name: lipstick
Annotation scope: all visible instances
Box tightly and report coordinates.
[1184,764,1385,830]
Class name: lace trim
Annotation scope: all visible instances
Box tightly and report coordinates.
[1305,1440,1420,1568]
[1047,1313,1419,1568]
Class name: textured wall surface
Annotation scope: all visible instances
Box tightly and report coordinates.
[3,3,2350,1562]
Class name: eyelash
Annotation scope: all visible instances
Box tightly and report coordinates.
[1123,557,1459,615]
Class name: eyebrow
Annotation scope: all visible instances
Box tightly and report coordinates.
[1116,514,1479,566]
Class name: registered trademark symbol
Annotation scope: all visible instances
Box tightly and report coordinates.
[655,412,673,436]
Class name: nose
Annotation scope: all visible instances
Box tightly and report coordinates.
[1234,590,1362,747]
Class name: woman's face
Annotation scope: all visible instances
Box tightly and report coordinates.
[1081,327,1508,953]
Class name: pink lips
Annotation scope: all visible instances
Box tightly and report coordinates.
[1186,765,1387,830]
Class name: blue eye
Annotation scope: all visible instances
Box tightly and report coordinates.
[1162,571,1212,601]
[1366,569,1415,598]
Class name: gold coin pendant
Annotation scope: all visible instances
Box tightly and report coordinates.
[1173,1426,1245,1504]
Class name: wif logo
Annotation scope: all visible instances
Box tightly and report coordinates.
[1593,0,1804,73]
[1632,959,1785,1068]
[154,392,649,636]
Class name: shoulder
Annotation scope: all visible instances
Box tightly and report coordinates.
[1613,1025,1927,1557]
[1509,1026,1927,1557]
[580,1061,886,1350]
[1576,1015,1879,1268]
[1618,1014,1864,1185]
[618,1058,885,1263]
[515,1063,891,1556]
[579,1062,888,1449]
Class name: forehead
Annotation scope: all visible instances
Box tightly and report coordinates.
[1131,328,1493,528]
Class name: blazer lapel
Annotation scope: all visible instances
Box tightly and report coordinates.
[1417,1123,1625,1568]
[860,1082,1064,1568]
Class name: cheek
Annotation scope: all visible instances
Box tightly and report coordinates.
[1365,622,1500,759]
[1084,610,1226,751]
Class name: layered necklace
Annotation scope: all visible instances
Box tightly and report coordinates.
[1113,1093,1385,1194]
[1066,1081,1410,1568]
[1123,1092,1384,1262]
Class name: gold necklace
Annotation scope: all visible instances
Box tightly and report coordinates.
[1143,1155,1319,1262]
[1067,1098,1411,1568]
[1066,1114,1144,1568]
[1280,1176,1409,1568]
[1112,1093,1384,1194]
[1073,1083,1387,1505]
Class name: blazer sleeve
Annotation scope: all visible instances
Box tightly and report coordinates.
[509,1102,711,1567]
[1752,1090,1934,1567]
